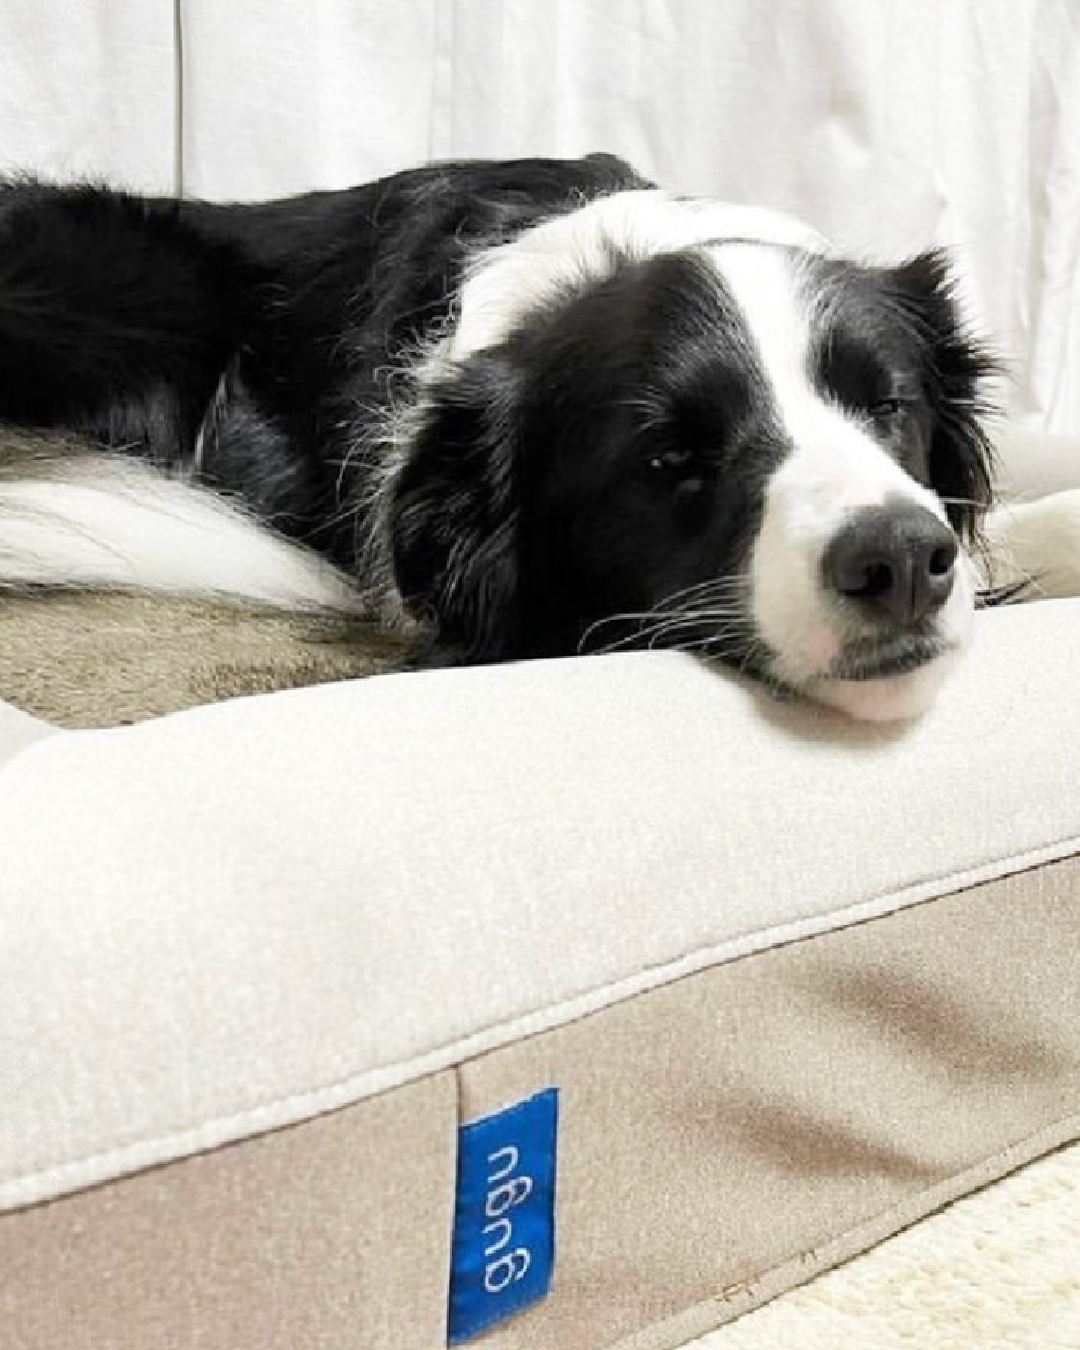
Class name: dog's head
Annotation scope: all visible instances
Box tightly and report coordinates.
[389,192,995,721]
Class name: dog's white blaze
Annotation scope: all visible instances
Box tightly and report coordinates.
[447,190,827,364]
[711,244,975,720]
[0,453,364,612]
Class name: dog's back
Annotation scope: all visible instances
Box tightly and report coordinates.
[0,154,642,606]
[0,154,642,525]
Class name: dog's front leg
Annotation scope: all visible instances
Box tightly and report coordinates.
[981,490,1080,600]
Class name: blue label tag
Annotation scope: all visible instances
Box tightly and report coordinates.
[447,1087,559,1343]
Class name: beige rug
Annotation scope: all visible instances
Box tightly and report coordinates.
[694,1140,1080,1349]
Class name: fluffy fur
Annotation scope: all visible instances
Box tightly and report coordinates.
[0,153,1071,720]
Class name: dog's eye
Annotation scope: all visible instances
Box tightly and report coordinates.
[869,397,902,422]
[647,447,696,474]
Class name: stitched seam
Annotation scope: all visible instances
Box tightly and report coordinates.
[3,834,1079,1208]
[602,1110,1080,1350]
[806,1116,1080,1258]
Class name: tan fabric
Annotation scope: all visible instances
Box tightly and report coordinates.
[0,1073,457,1350]
[689,1136,1080,1348]
[3,862,1079,1350]
[0,592,406,728]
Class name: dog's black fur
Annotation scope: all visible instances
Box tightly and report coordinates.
[0,156,641,530]
[0,154,995,688]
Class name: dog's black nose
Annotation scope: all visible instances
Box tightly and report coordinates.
[822,502,958,624]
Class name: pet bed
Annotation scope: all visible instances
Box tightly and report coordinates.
[3,596,1080,1349]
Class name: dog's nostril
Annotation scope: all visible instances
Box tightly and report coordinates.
[929,542,957,577]
[859,561,895,600]
[823,503,958,625]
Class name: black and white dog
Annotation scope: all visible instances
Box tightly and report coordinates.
[0,153,1072,720]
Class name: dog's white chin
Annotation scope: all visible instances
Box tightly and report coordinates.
[808,651,961,723]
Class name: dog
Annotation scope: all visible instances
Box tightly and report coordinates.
[0,153,1074,722]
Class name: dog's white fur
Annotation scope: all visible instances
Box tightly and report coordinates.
[446,190,828,365]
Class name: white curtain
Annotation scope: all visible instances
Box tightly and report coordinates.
[0,0,177,193]
[1,0,1077,433]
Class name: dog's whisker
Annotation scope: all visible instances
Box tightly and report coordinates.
[578,604,731,654]
[938,495,989,509]
[577,578,751,645]
[576,612,659,652]
[649,583,751,618]
[582,601,759,658]
[652,575,750,607]
[639,615,732,646]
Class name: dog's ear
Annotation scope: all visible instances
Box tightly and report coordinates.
[390,352,524,664]
[887,251,998,540]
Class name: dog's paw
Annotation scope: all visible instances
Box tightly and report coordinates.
[982,489,1080,600]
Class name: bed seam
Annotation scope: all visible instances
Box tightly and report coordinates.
[3,833,1079,1211]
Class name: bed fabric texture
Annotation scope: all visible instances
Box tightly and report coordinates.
[2,598,1080,1349]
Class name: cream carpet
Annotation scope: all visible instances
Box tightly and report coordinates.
[693,1141,1080,1349]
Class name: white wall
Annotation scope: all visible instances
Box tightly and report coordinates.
[1,0,1077,433]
